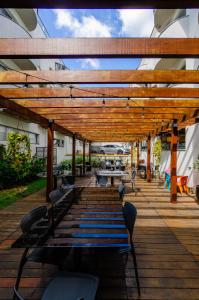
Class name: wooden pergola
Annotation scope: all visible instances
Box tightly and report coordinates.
[0,38,199,203]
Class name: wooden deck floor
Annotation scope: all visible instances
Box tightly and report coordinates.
[0,176,199,300]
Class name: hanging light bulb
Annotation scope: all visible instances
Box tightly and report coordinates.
[102,95,106,107]
[126,97,130,109]
[70,85,73,100]
[141,107,144,118]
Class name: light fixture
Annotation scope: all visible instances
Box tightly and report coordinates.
[126,97,130,109]
[70,85,73,99]
[141,108,144,118]
[102,95,106,107]
[0,108,6,112]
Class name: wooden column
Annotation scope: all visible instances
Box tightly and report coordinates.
[137,141,140,171]
[46,120,54,202]
[131,143,134,168]
[88,142,91,165]
[83,140,86,175]
[170,119,178,203]
[147,135,151,182]
[72,134,76,176]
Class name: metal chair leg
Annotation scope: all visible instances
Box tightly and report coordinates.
[131,245,141,296]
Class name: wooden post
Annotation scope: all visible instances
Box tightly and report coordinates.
[147,135,151,182]
[46,120,54,202]
[170,119,178,203]
[89,141,91,165]
[131,143,133,168]
[72,134,76,176]
[137,141,140,171]
[83,140,86,175]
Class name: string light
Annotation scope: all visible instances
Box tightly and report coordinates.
[102,95,106,107]
[141,108,144,118]
[70,85,73,100]
[126,97,130,109]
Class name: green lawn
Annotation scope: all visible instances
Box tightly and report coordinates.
[0,178,46,209]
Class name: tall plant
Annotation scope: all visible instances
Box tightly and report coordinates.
[6,132,31,180]
[153,139,162,167]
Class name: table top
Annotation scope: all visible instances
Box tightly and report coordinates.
[97,170,128,177]
[12,190,128,249]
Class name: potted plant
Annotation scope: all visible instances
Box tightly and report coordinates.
[193,156,199,200]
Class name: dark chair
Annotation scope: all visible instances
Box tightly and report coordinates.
[13,272,99,300]
[118,182,125,200]
[61,175,75,189]
[122,202,140,296]
[14,206,99,300]
[85,162,92,172]
[95,175,108,187]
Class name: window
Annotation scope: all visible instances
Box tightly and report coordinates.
[160,128,186,151]
[0,124,39,144]
[53,139,64,147]
[36,147,57,164]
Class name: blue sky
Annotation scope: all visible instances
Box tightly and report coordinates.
[38,9,154,72]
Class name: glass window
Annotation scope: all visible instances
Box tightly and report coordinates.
[0,125,6,141]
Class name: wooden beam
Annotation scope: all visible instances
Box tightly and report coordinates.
[72,134,76,177]
[30,107,196,115]
[147,135,151,183]
[1,0,198,9]
[46,120,54,202]
[0,38,199,59]
[2,87,199,99]
[170,119,178,203]
[2,70,199,84]
[14,99,199,108]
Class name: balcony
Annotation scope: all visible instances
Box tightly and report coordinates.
[0,14,37,70]
[15,9,37,31]
[154,9,186,33]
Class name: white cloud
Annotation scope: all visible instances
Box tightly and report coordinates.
[53,9,112,37]
[79,59,100,69]
[118,9,154,37]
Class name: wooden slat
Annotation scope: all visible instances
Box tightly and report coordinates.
[2,87,199,98]
[0,38,199,58]
[1,70,199,84]
[14,99,199,108]
[0,0,198,8]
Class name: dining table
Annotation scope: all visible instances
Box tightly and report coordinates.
[97,170,129,186]
[12,188,129,249]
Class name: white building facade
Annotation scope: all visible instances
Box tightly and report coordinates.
[137,9,199,188]
[0,9,86,164]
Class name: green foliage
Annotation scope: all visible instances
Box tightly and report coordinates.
[153,139,162,167]
[0,132,44,189]
[60,159,72,171]
[193,155,199,171]
[0,178,46,209]
[91,157,101,168]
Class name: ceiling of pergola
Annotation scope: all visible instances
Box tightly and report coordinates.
[0,38,199,142]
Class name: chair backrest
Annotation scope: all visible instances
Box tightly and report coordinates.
[96,175,108,186]
[118,183,125,200]
[62,175,75,185]
[180,176,188,186]
[123,202,137,236]
[13,286,24,300]
[20,206,47,234]
[49,188,65,205]
[132,168,136,180]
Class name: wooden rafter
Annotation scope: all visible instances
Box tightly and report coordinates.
[14,99,199,108]
[0,38,199,59]
[1,87,199,98]
[1,70,199,84]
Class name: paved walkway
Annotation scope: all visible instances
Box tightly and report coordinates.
[0,176,199,299]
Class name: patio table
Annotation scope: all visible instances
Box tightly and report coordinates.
[97,170,129,186]
[12,190,129,249]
